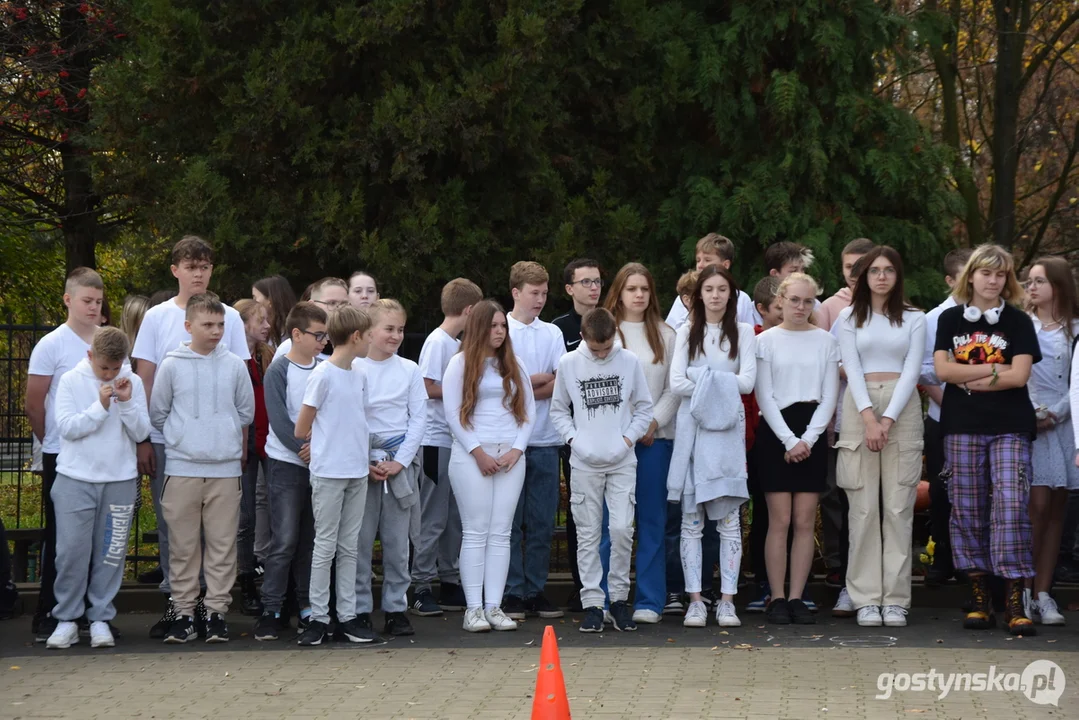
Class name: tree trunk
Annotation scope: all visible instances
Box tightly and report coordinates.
[989,0,1028,249]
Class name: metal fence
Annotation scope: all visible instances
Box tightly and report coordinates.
[1,320,573,581]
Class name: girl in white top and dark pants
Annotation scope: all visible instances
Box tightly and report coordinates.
[442,300,536,633]
[835,246,926,628]
[755,273,840,625]
[669,265,757,629]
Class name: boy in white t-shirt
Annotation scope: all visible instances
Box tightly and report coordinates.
[503,261,566,620]
[253,302,328,641]
[354,300,427,639]
[665,234,758,330]
[131,235,250,638]
[294,305,373,646]
[25,267,105,642]
[410,278,482,617]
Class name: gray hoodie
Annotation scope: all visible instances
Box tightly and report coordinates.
[149,341,255,478]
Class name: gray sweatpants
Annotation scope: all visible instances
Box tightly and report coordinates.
[411,446,462,590]
[355,469,416,613]
[51,474,136,622]
[309,475,367,625]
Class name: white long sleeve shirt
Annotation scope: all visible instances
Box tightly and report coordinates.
[442,354,536,452]
[836,306,926,421]
[670,322,758,398]
[919,295,958,422]
[616,320,679,438]
[755,326,840,450]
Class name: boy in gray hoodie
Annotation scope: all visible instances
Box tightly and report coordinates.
[550,308,653,634]
[150,294,255,645]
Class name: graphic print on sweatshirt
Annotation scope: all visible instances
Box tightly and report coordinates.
[950,330,1008,364]
[578,374,624,418]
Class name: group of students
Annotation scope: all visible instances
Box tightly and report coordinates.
[18,230,1079,648]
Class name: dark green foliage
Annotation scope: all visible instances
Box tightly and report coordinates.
[95,0,958,320]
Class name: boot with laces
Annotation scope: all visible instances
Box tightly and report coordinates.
[963,574,995,630]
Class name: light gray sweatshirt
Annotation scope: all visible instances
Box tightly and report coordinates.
[550,343,654,472]
[149,341,255,478]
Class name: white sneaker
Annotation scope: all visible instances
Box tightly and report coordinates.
[46,621,79,649]
[484,607,518,631]
[632,609,661,624]
[715,600,741,627]
[89,621,115,648]
[683,600,707,628]
[856,605,883,627]
[881,605,908,627]
[1035,593,1066,625]
[463,608,491,633]
[833,588,855,617]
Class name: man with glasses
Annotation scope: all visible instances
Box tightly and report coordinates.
[552,259,603,612]
[273,278,349,362]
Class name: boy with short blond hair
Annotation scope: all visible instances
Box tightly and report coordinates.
[666,234,758,330]
[294,305,374,646]
[410,279,483,616]
[46,327,151,649]
[150,294,255,644]
[26,266,106,641]
[504,261,566,620]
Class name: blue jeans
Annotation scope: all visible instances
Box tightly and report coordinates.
[260,458,315,613]
[600,440,672,612]
[665,493,719,594]
[507,446,560,599]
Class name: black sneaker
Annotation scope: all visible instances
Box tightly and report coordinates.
[205,612,230,643]
[579,607,604,633]
[502,594,526,621]
[411,589,443,617]
[766,598,792,625]
[163,615,197,644]
[525,593,564,619]
[137,565,164,585]
[34,613,58,643]
[608,601,637,632]
[788,598,816,625]
[239,573,262,616]
[825,570,844,588]
[384,611,415,636]
[254,612,281,641]
[194,597,208,638]
[438,582,467,612]
[662,593,685,615]
[298,619,328,646]
[149,598,176,639]
[340,614,379,643]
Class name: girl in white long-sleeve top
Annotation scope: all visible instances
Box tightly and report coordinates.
[1029,257,1079,626]
[834,246,926,629]
[442,300,536,633]
[755,272,840,626]
[669,265,757,629]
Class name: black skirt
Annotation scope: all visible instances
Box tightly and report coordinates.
[755,401,828,493]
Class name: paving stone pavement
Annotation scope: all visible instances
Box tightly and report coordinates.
[2,610,1077,719]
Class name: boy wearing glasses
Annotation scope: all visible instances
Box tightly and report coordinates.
[132,235,251,639]
[255,302,328,640]
[553,259,602,611]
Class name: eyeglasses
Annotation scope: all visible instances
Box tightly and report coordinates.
[784,296,814,308]
[1024,277,1049,288]
[313,299,348,309]
[571,278,603,289]
[868,267,897,277]
[300,329,329,343]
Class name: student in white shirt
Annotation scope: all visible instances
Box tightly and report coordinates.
[443,300,536,632]
[354,300,427,639]
[45,328,150,650]
[131,236,250,638]
[294,305,373,646]
[917,248,972,587]
[272,278,348,362]
[1028,257,1079,625]
[410,279,483,617]
[755,273,840,625]
[835,247,926,628]
[25,267,105,642]
[665,234,757,330]
[503,262,566,620]
[604,263,679,624]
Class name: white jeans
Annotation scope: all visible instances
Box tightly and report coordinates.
[309,475,368,625]
[448,442,526,610]
[572,464,637,608]
[681,502,741,596]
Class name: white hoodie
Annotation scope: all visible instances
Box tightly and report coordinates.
[550,343,654,472]
[55,358,151,483]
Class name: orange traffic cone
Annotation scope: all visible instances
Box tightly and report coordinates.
[531,625,571,719]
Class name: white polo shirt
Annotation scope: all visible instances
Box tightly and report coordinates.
[507,313,565,447]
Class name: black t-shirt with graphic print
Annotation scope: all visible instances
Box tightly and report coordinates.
[934,303,1042,438]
